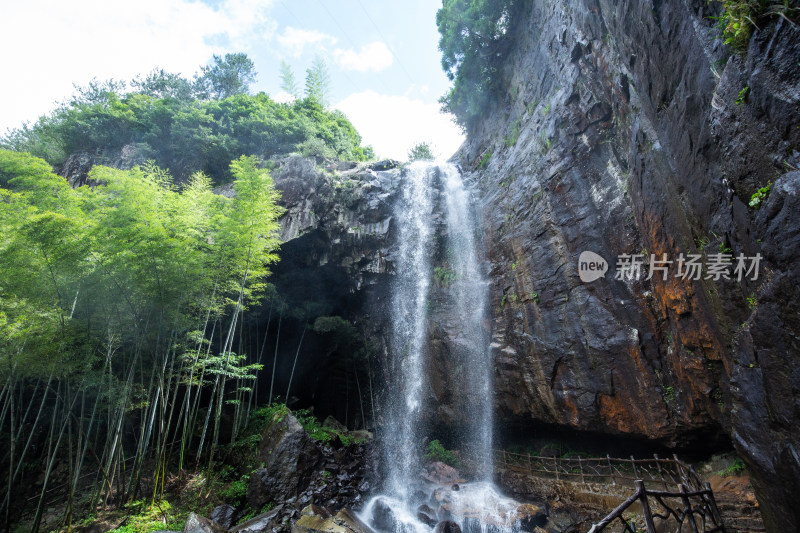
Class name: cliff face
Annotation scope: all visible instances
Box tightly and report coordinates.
[452,1,800,529]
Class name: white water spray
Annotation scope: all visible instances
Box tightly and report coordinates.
[361,163,533,533]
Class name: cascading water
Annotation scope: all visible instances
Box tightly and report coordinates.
[361,162,535,533]
[383,161,437,499]
[440,163,493,480]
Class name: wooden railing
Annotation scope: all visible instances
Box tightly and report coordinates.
[588,479,725,533]
[493,450,705,492]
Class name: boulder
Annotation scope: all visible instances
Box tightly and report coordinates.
[514,503,547,530]
[247,410,322,510]
[370,159,399,171]
[434,521,462,533]
[183,513,227,533]
[323,416,347,431]
[349,430,373,441]
[369,498,399,532]
[292,505,373,533]
[422,462,460,484]
[229,505,284,532]
[417,504,437,527]
[209,504,237,529]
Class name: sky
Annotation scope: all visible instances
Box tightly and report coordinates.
[0,0,464,160]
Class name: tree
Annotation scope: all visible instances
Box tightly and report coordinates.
[280,61,300,100]
[131,68,194,100]
[408,141,435,162]
[69,78,127,106]
[0,150,286,523]
[305,56,331,107]
[436,0,520,130]
[195,53,257,100]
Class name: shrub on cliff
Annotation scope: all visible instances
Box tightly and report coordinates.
[2,56,373,184]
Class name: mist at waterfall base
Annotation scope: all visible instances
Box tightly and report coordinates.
[359,163,534,533]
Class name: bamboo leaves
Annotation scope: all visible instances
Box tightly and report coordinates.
[0,149,283,527]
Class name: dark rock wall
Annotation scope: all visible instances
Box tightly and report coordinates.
[456,0,800,529]
[452,1,799,529]
[251,157,399,427]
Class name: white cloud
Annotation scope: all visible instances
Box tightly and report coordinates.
[335,90,464,161]
[334,42,393,72]
[276,26,338,57]
[0,0,276,133]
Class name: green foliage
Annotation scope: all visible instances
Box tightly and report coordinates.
[434,266,458,286]
[2,59,373,183]
[478,150,492,169]
[719,457,747,476]
[408,141,435,162]
[712,1,798,50]
[749,182,771,208]
[437,0,521,130]
[195,53,257,100]
[424,439,461,467]
[131,68,195,101]
[504,119,521,147]
[305,56,332,107]
[232,404,291,450]
[747,293,757,309]
[539,131,552,154]
[108,500,187,533]
[280,61,301,100]
[0,149,281,403]
[218,477,249,503]
[529,291,540,304]
[663,386,676,404]
[735,86,750,105]
[312,316,359,353]
[294,408,359,445]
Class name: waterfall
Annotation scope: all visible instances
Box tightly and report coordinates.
[440,163,493,480]
[383,161,437,499]
[362,162,530,533]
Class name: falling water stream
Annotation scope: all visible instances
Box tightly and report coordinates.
[360,162,533,533]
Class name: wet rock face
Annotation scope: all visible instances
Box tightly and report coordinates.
[247,411,323,510]
[242,409,374,532]
[245,156,401,427]
[453,0,799,529]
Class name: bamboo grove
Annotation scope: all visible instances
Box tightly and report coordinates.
[0,149,283,530]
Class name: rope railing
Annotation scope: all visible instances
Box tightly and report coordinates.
[492,449,704,492]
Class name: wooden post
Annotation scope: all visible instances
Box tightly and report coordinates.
[555,456,560,481]
[673,453,688,485]
[636,480,657,533]
[679,484,700,533]
[654,453,668,490]
[527,452,532,475]
[704,481,724,526]
[630,455,639,480]
[579,457,586,484]
[607,454,615,485]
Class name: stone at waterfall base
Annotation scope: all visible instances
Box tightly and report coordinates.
[292,505,374,533]
[421,461,462,485]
